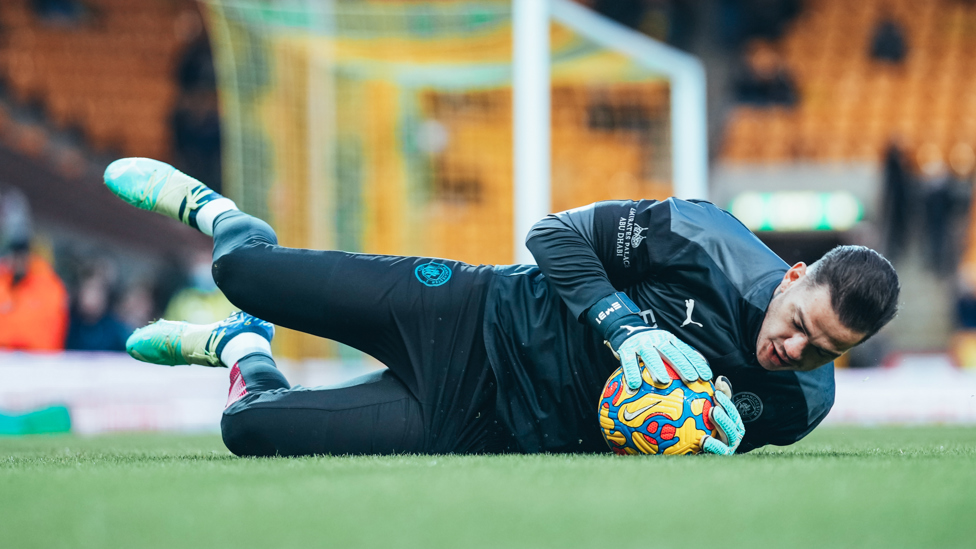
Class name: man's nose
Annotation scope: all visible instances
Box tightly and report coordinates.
[784,334,807,361]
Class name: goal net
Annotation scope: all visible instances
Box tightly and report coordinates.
[200,0,703,358]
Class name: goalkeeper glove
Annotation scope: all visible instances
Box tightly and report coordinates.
[701,376,745,456]
[586,292,712,391]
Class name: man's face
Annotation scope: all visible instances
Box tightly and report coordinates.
[756,263,866,372]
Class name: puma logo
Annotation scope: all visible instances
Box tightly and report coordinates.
[681,299,703,328]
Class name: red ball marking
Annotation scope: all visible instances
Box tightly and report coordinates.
[702,400,714,431]
[647,421,659,434]
[660,424,676,441]
[642,433,658,445]
[603,381,619,399]
[612,447,629,456]
[664,363,680,380]
[603,402,609,409]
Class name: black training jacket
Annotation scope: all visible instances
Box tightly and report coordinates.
[482,198,834,454]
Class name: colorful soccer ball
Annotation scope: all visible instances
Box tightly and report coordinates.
[598,364,718,455]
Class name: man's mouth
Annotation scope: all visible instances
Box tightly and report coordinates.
[770,343,788,368]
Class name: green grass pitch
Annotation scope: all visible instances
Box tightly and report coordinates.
[2,426,974,549]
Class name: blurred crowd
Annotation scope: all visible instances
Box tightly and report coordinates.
[881,142,976,329]
[0,0,226,354]
[0,186,233,353]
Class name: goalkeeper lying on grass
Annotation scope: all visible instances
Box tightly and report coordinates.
[104,158,899,456]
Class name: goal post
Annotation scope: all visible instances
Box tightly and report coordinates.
[512,0,550,265]
[549,0,708,201]
[200,0,708,358]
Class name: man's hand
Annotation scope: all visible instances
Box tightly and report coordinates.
[608,327,713,390]
[701,376,745,455]
[585,292,711,391]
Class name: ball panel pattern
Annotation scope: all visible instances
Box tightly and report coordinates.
[598,366,718,455]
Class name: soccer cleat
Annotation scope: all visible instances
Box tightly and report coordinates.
[103,157,222,231]
[126,311,274,368]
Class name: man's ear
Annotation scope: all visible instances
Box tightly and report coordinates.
[777,262,807,292]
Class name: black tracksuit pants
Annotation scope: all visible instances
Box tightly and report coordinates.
[211,210,499,456]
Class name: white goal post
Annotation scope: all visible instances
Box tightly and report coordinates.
[513,0,708,263]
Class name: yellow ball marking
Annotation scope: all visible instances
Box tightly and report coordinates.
[599,404,615,430]
[662,417,709,455]
[684,379,714,396]
[641,365,673,389]
[631,431,659,454]
[605,429,627,446]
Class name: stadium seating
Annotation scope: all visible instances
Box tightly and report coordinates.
[0,0,194,161]
[721,0,976,163]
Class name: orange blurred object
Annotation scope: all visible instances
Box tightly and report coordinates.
[0,255,68,351]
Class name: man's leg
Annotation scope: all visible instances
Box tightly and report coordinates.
[106,157,477,397]
[220,353,426,457]
[208,214,499,453]
[125,310,427,456]
[105,158,498,454]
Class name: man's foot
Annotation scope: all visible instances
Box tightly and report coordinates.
[103,158,236,235]
[126,311,274,367]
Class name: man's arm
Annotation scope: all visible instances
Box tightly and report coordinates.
[525,200,709,384]
[526,199,741,455]
[525,200,651,320]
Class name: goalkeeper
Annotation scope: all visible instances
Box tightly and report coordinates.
[105,158,899,456]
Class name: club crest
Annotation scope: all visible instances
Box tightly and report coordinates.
[415,262,452,287]
[732,391,763,423]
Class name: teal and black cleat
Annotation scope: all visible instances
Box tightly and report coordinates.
[126,311,275,367]
[103,157,221,231]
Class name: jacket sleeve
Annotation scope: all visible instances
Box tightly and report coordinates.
[525,199,683,321]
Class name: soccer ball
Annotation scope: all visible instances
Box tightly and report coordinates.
[598,363,718,455]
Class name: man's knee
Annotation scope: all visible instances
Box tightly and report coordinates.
[211,245,273,309]
[211,250,246,302]
[211,212,277,300]
[221,409,278,457]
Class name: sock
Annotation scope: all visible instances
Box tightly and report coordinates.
[196,198,238,237]
[220,332,272,367]
[225,352,290,408]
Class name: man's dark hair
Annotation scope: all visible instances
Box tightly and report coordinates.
[806,245,900,340]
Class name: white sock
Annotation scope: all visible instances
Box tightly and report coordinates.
[220,332,272,367]
[196,198,238,236]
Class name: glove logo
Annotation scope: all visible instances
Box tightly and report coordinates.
[732,391,763,423]
[415,262,452,287]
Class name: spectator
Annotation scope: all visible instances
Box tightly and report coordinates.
[879,142,912,262]
[956,262,976,328]
[948,143,976,269]
[735,42,798,106]
[172,91,222,194]
[172,11,223,194]
[870,15,907,64]
[32,0,83,25]
[163,251,235,324]
[115,280,155,331]
[917,144,954,276]
[64,266,129,352]
[0,187,68,351]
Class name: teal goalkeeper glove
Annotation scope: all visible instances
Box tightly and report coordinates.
[701,376,745,455]
[586,292,712,391]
